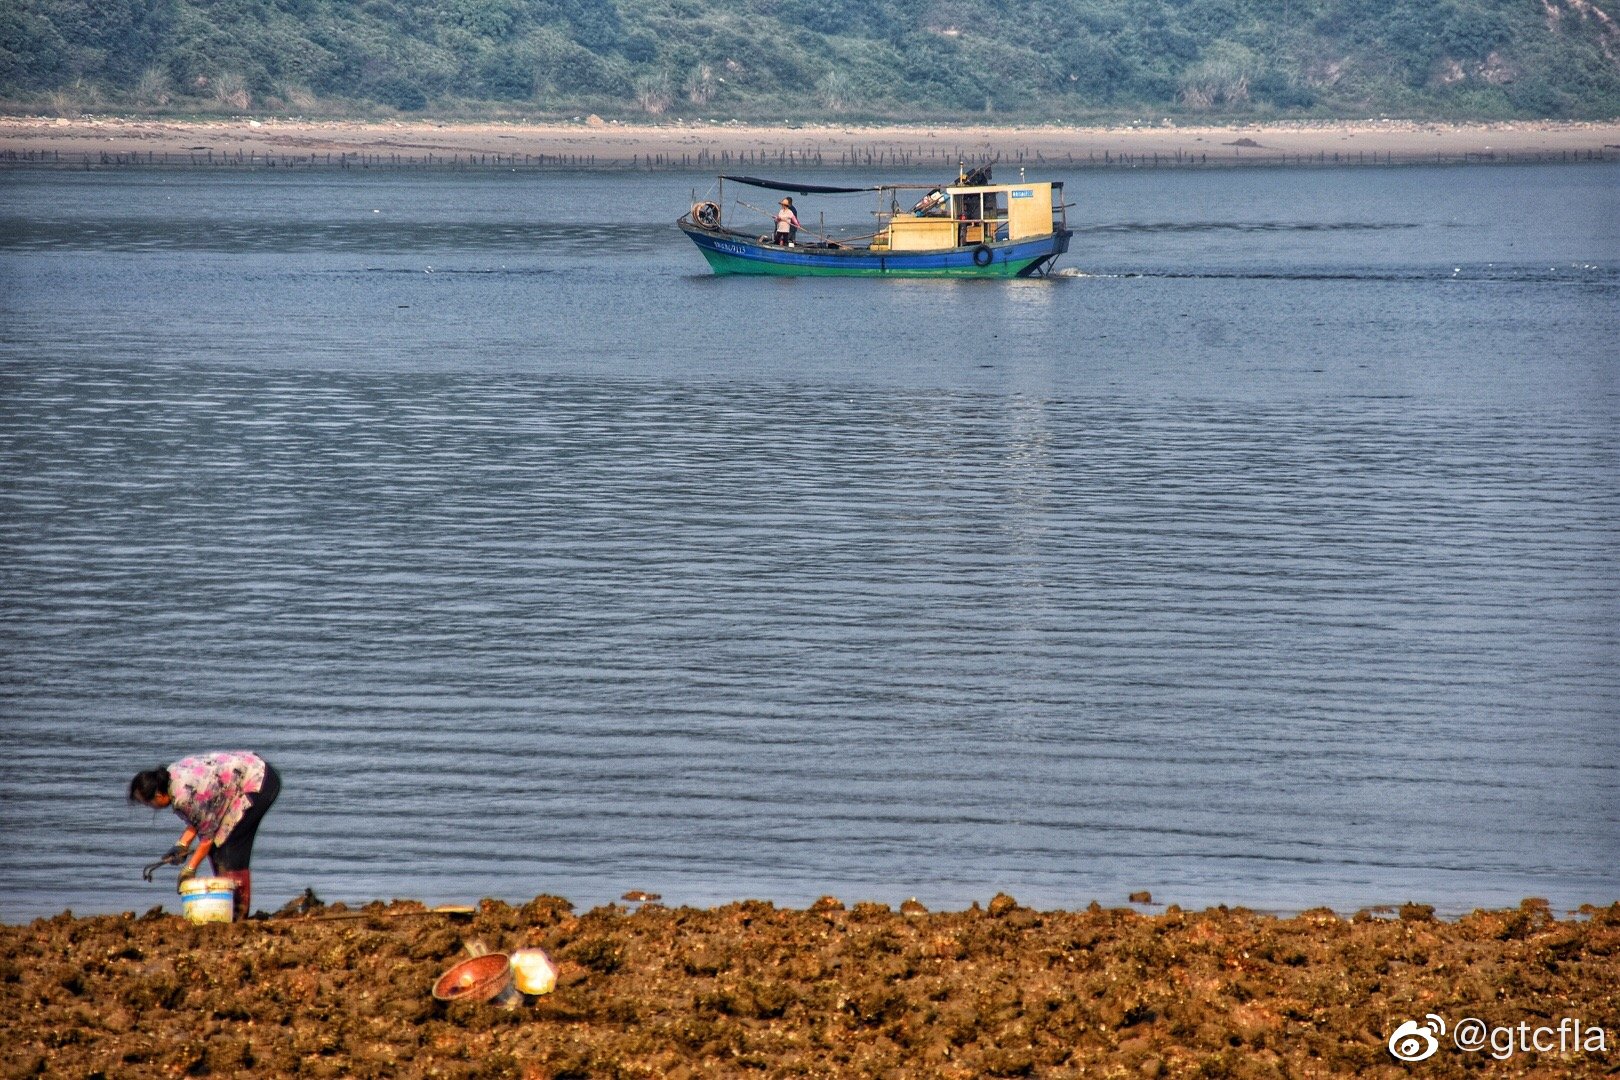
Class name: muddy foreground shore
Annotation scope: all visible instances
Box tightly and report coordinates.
[3,894,1615,1079]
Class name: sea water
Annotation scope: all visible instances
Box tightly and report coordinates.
[0,163,1616,920]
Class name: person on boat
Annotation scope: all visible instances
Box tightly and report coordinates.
[773,197,800,245]
[130,751,280,920]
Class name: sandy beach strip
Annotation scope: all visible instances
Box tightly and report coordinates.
[3,116,1618,169]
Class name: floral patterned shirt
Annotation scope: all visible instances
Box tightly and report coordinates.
[168,752,267,845]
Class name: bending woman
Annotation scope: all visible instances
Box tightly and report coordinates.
[130,751,280,920]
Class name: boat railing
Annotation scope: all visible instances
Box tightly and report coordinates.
[685,177,1069,252]
[954,216,1011,245]
[881,210,1072,245]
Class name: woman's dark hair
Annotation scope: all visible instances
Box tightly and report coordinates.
[129,767,171,805]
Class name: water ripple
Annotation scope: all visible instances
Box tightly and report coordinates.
[2,164,1617,920]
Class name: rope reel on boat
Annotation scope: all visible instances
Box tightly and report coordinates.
[691,201,721,228]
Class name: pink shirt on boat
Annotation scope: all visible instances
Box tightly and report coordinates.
[167,752,266,845]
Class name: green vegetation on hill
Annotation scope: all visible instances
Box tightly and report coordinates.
[2,0,1617,120]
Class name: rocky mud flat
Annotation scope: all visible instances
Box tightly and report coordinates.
[3,894,1616,1079]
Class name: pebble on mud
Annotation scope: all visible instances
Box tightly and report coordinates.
[987,892,1020,917]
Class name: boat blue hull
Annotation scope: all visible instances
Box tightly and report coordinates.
[680,225,1072,277]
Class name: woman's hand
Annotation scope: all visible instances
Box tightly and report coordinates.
[177,837,214,884]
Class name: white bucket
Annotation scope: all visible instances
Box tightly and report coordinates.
[179,877,236,924]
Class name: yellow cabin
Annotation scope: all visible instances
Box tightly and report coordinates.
[871,179,1064,253]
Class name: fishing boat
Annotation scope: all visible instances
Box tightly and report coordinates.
[678,165,1072,277]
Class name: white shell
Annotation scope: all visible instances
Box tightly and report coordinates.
[508,948,557,995]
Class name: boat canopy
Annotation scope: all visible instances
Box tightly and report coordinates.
[720,175,875,195]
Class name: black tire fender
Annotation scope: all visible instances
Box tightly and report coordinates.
[971,244,993,267]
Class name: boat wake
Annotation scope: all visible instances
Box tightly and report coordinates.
[1055,265,1617,284]
[1076,221,1425,235]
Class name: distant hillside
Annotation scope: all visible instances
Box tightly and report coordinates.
[3,0,1618,120]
